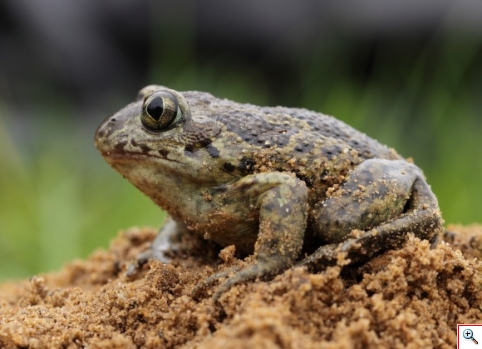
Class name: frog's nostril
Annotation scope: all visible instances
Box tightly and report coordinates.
[110,117,117,123]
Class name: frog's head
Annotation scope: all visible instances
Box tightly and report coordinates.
[95,86,225,207]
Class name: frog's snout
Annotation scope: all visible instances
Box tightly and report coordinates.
[95,118,110,140]
[94,116,115,152]
[95,102,142,152]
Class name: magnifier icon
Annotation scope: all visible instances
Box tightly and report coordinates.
[463,329,479,344]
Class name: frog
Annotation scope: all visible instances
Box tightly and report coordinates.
[95,85,443,301]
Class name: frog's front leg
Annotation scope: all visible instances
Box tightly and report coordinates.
[194,172,309,301]
[148,218,190,262]
[299,159,443,270]
[127,218,190,276]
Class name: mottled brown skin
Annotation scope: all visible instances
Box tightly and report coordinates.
[95,85,443,301]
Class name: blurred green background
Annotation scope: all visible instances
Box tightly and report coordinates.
[1,1,481,281]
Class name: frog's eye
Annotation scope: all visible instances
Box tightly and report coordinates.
[141,92,184,132]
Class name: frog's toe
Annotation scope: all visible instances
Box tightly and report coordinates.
[192,266,242,300]
[295,243,340,271]
[211,264,266,302]
[126,249,153,277]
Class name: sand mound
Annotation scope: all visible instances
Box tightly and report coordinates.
[1,225,481,348]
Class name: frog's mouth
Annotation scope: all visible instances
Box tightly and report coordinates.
[100,149,183,164]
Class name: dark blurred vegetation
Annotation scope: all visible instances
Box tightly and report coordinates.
[1,1,481,281]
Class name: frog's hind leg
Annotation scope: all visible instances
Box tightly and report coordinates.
[299,159,443,271]
[298,207,442,271]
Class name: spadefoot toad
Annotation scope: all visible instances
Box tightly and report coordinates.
[95,85,443,300]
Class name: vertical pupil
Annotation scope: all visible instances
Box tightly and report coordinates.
[146,96,164,121]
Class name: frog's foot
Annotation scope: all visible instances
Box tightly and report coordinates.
[338,204,442,261]
[126,218,185,277]
[298,205,442,271]
[192,266,242,301]
[193,257,292,302]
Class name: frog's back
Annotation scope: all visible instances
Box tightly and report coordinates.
[260,105,400,161]
[184,91,401,162]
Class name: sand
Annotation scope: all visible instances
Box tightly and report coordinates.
[0,224,481,348]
